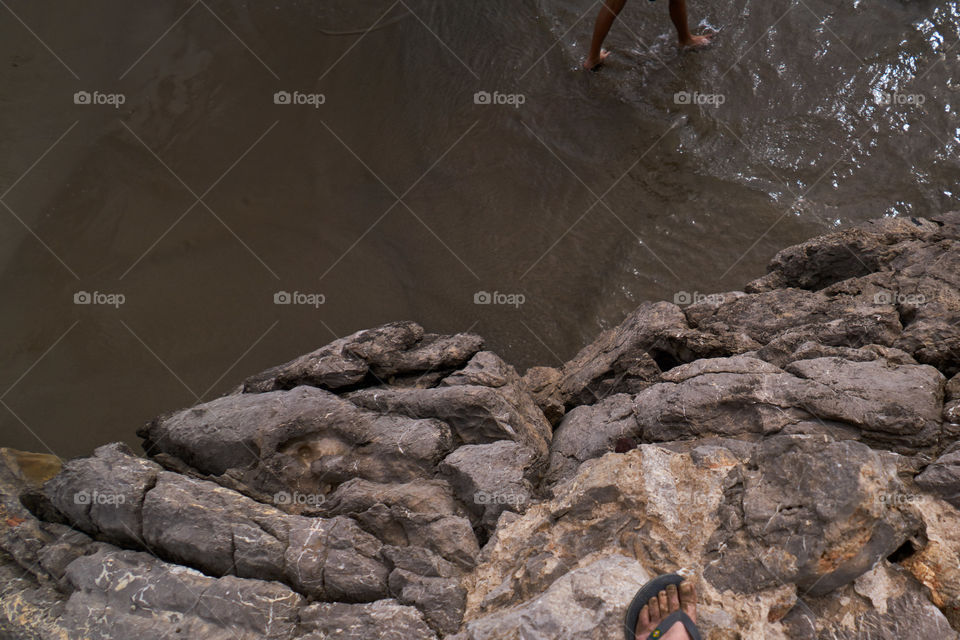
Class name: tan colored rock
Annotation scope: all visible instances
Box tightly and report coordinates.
[452,555,650,640]
[0,448,61,488]
[520,366,565,425]
[900,496,960,629]
[780,561,958,639]
[460,445,806,636]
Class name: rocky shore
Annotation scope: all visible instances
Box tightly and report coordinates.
[2,212,960,639]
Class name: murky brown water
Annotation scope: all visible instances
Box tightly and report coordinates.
[1,0,958,458]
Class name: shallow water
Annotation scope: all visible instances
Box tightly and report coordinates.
[1,0,958,458]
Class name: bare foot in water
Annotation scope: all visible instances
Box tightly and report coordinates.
[582,49,611,71]
[636,580,698,639]
[679,32,714,49]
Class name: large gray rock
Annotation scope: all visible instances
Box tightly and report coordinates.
[783,355,946,448]
[322,478,480,570]
[389,568,466,634]
[439,441,537,533]
[440,351,519,388]
[633,354,946,453]
[140,385,454,501]
[62,548,304,640]
[557,301,740,408]
[43,443,158,547]
[243,321,483,392]
[435,351,553,461]
[347,382,551,462]
[46,447,391,603]
[704,435,919,596]
[556,279,924,417]
[691,286,903,351]
[284,515,389,602]
[546,393,638,484]
[746,215,942,293]
[746,211,960,376]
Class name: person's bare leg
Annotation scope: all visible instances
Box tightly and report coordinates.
[669,0,713,48]
[583,0,628,70]
[635,581,698,639]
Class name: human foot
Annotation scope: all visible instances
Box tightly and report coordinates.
[629,577,699,640]
[678,32,713,49]
[582,49,611,70]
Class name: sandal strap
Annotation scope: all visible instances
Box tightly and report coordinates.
[647,610,702,640]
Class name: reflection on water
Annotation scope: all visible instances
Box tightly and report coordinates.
[0,0,957,457]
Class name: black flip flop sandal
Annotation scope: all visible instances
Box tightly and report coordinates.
[623,574,702,640]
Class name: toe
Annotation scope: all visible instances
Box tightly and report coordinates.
[657,589,669,617]
[637,603,651,634]
[648,596,661,621]
[678,580,698,623]
[666,584,680,613]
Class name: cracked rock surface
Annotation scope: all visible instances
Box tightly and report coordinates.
[3,214,960,638]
